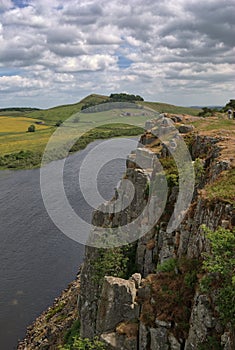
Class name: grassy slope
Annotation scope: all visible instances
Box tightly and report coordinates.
[0,94,202,168]
[27,94,109,124]
[140,101,200,116]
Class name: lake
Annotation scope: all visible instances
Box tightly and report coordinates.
[0,138,138,349]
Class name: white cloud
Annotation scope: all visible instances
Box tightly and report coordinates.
[0,0,234,108]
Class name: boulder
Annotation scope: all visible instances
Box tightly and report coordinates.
[178,124,194,134]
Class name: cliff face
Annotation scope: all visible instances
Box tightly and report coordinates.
[79,116,235,350]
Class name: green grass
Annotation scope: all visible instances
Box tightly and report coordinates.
[139,101,201,116]
[205,168,235,204]
[191,117,234,131]
[27,94,109,124]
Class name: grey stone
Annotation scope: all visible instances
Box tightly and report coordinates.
[185,293,215,349]
[150,327,169,350]
[96,276,140,334]
[168,333,181,350]
[139,322,149,350]
[178,124,194,134]
[155,319,172,329]
[101,332,137,350]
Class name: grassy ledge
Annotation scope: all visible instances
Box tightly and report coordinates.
[204,168,235,205]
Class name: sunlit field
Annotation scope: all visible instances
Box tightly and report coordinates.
[0,116,53,155]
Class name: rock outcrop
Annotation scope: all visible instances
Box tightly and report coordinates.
[79,116,235,349]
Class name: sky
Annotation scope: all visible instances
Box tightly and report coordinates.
[0,0,234,108]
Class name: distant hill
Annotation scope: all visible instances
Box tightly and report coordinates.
[190,105,223,110]
[26,94,201,123]
[0,107,40,116]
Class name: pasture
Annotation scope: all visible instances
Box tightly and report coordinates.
[0,116,53,155]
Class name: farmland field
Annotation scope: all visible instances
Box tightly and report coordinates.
[0,116,54,155]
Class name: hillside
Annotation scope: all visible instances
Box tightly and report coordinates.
[26,95,201,123]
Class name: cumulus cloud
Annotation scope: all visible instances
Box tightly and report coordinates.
[0,0,234,108]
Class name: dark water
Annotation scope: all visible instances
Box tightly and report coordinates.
[0,139,137,350]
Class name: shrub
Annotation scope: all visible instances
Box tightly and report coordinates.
[202,226,235,326]
[60,336,107,350]
[55,120,63,127]
[156,258,177,273]
[28,124,35,132]
[63,319,81,346]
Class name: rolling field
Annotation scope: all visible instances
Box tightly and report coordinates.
[0,116,54,155]
[0,94,202,169]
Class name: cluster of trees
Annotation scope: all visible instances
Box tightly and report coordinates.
[222,99,235,112]
[198,99,235,117]
[198,107,217,118]
[0,107,40,112]
[109,93,144,102]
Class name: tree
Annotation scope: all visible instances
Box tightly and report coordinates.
[223,99,235,112]
[28,124,35,132]
[55,120,63,127]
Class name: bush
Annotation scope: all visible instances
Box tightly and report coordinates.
[202,226,235,326]
[55,120,63,127]
[60,336,107,350]
[156,258,177,273]
[28,124,35,132]
[63,319,81,346]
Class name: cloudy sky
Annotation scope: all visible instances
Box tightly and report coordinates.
[0,0,234,108]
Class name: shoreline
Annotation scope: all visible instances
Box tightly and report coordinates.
[17,271,81,350]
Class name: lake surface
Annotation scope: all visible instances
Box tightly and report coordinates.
[0,139,138,349]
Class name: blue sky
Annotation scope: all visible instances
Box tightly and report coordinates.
[0,0,234,108]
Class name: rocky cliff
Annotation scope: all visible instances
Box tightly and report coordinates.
[79,115,235,350]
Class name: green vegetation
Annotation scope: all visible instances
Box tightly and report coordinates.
[0,150,42,169]
[28,124,35,132]
[201,226,235,326]
[55,120,63,127]
[191,117,234,131]
[60,336,107,350]
[46,301,66,321]
[92,243,136,285]
[0,107,40,116]
[63,320,81,346]
[156,258,177,273]
[205,168,235,204]
[81,93,144,110]
[194,158,205,185]
[109,93,144,102]
[139,101,201,116]
[223,99,235,112]
[198,107,217,117]
[70,124,144,155]
[160,157,179,188]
